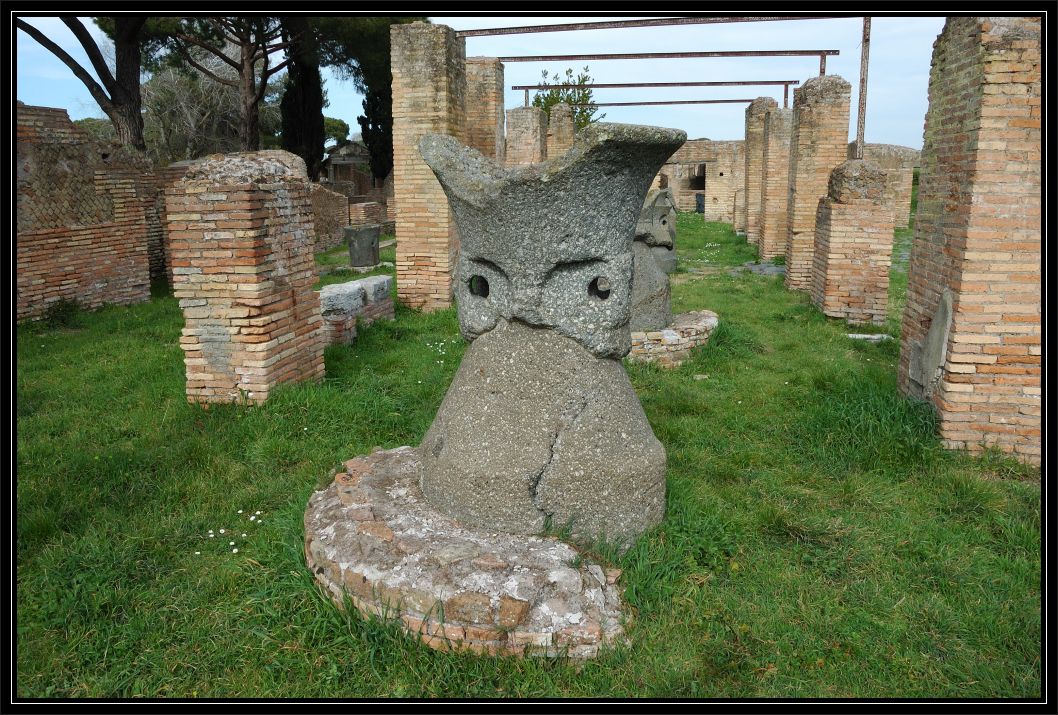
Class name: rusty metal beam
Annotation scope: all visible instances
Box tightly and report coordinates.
[458,16,849,37]
[854,17,871,159]
[511,80,801,90]
[568,99,756,107]
[498,49,839,63]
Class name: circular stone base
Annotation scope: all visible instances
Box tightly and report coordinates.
[304,447,627,658]
[627,310,719,367]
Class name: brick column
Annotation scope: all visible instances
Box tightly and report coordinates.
[743,97,776,244]
[465,57,505,162]
[391,22,466,311]
[546,103,575,158]
[810,160,893,324]
[166,151,324,405]
[898,17,1041,463]
[784,75,852,291]
[505,106,547,165]
[758,107,793,260]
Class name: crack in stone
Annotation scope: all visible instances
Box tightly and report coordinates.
[528,391,591,521]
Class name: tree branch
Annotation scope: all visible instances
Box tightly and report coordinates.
[59,16,118,96]
[172,31,240,70]
[16,19,113,112]
[176,45,239,87]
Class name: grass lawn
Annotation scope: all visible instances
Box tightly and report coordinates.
[16,199,1040,697]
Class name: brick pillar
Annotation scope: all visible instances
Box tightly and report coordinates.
[743,97,776,244]
[546,103,575,158]
[166,151,324,405]
[784,75,852,291]
[810,160,893,324]
[465,57,505,162]
[391,22,466,311]
[898,17,1041,463]
[505,106,547,165]
[758,107,793,260]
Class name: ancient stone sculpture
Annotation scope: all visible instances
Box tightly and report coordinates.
[418,123,686,545]
[630,188,678,331]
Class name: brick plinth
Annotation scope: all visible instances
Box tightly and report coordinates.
[465,57,506,162]
[505,106,547,165]
[744,97,777,244]
[898,17,1041,463]
[546,103,575,158]
[305,447,626,659]
[810,160,894,325]
[785,75,852,291]
[759,107,793,260]
[349,201,386,226]
[628,310,719,367]
[165,151,324,405]
[391,22,466,311]
[16,103,151,320]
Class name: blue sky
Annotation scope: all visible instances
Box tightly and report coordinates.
[16,15,947,149]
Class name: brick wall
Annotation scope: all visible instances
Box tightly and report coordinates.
[465,57,506,162]
[659,139,743,219]
[310,183,351,251]
[848,142,920,229]
[810,160,894,325]
[759,107,793,260]
[391,22,466,311]
[784,75,852,291]
[505,106,547,165]
[744,97,777,244]
[546,103,575,159]
[165,151,324,405]
[16,103,151,320]
[349,202,386,226]
[898,17,1041,463]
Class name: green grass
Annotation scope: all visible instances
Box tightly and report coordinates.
[16,192,1040,698]
[314,237,397,289]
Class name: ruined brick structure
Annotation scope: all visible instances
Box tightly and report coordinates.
[785,75,852,291]
[165,151,324,405]
[659,139,743,220]
[319,275,395,346]
[546,103,576,158]
[390,22,466,310]
[16,103,151,321]
[898,17,1041,463]
[744,97,777,244]
[310,183,350,251]
[849,142,920,229]
[758,107,794,261]
[810,160,894,324]
[505,106,548,165]
[465,57,506,163]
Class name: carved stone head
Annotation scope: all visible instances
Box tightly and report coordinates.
[420,123,686,359]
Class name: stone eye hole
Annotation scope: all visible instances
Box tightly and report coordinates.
[468,274,490,298]
[588,276,611,300]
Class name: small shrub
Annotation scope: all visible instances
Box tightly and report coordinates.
[40,298,85,329]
